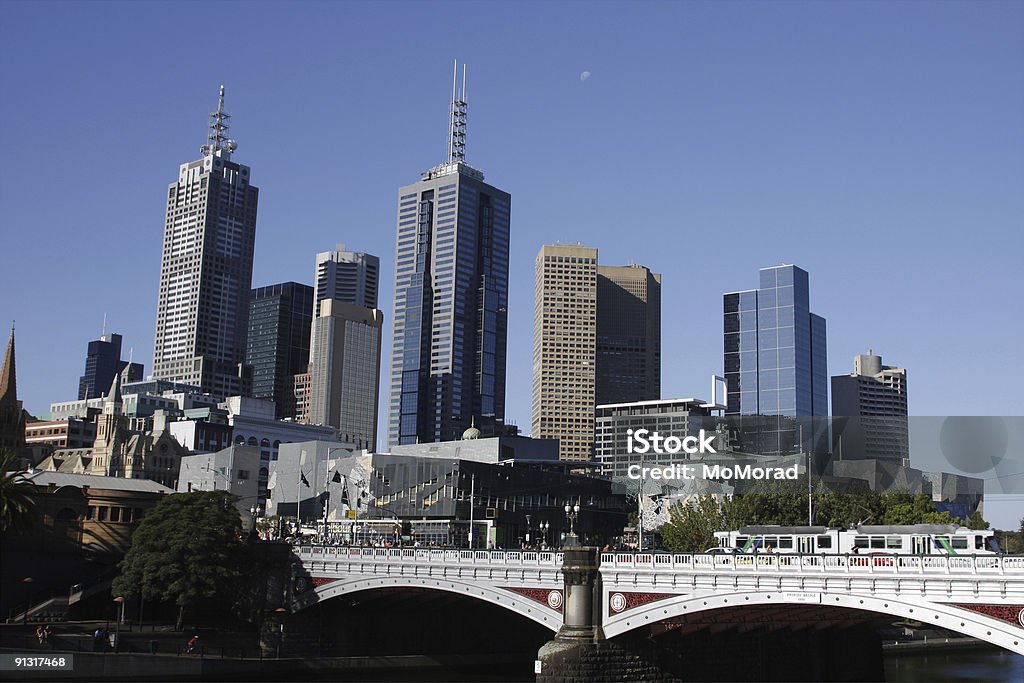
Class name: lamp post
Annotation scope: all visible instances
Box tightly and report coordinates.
[112,597,125,653]
[274,607,287,658]
[539,521,550,548]
[21,577,33,629]
[250,504,260,541]
[564,502,581,547]
[524,513,532,548]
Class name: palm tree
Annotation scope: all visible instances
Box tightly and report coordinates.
[0,449,35,534]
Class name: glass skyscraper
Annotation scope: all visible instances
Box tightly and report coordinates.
[387,65,511,446]
[246,282,314,419]
[723,265,827,454]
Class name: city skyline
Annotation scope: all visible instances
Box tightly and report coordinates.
[3,2,1022,433]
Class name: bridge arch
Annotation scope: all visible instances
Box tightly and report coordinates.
[295,575,562,632]
[603,589,1024,654]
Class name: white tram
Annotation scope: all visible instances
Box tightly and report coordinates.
[713,524,1001,555]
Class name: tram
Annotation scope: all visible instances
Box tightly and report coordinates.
[713,524,1001,555]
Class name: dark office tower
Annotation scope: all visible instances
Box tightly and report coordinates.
[152,86,258,399]
[246,283,314,419]
[832,349,909,464]
[78,333,122,400]
[723,265,827,454]
[596,264,661,405]
[78,331,143,400]
[387,62,511,446]
[314,245,379,309]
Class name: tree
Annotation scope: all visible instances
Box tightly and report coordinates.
[880,493,953,525]
[965,511,989,530]
[0,449,35,534]
[112,491,247,630]
[661,495,725,553]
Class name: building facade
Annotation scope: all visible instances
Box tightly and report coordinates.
[596,264,662,406]
[832,349,909,464]
[77,332,143,400]
[594,398,714,478]
[309,299,384,450]
[387,68,511,446]
[246,282,314,418]
[723,265,828,454]
[151,86,258,398]
[532,244,598,460]
[313,245,379,310]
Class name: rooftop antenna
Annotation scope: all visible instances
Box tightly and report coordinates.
[101,312,107,338]
[448,60,467,163]
[202,84,236,157]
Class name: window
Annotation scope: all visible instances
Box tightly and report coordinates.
[951,537,968,550]
[886,536,903,549]
[817,535,832,549]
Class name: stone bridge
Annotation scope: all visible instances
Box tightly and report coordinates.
[287,545,1024,655]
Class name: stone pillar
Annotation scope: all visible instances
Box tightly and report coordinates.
[537,547,675,682]
[557,546,601,641]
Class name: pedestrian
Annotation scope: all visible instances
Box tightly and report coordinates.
[186,634,199,654]
[36,626,44,645]
[42,625,51,645]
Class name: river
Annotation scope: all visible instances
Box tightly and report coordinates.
[885,648,1024,682]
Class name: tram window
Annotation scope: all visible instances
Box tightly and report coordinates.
[854,537,869,549]
[765,536,779,548]
[951,537,968,550]
[817,536,832,549]
[735,536,749,549]
[975,537,985,550]
[778,537,794,549]
[871,537,885,549]
[886,537,902,549]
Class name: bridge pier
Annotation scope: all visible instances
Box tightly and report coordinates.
[537,547,672,682]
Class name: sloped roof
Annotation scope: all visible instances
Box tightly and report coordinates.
[23,470,173,493]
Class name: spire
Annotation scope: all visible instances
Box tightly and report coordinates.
[0,324,16,406]
[447,60,467,163]
[201,84,236,158]
[103,368,123,416]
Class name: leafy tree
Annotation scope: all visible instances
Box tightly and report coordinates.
[0,449,35,534]
[723,480,808,527]
[964,510,989,530]
[112,491,247,630]
[661,495,725,553]
[880,493,953,525]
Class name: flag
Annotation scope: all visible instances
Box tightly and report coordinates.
[267,471,278,490]
[300,470,310,488]
[332,471,342,484]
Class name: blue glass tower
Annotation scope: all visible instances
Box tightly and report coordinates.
[723,265,827,453]
[387,64,511,446]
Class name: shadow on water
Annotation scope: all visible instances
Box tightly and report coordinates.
[884,649,1024,682]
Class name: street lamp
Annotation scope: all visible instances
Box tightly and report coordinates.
[112,597,125,653]
[539,521,550,548]
[564,502,581,547]
[250,504,260,540]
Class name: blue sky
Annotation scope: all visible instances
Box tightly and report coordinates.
[1,2,1022,520]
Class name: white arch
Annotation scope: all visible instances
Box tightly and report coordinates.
[294,575,562,632]
[604,590,1024,654]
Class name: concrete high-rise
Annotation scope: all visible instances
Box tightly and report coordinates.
[313,245,379,310]
[532,244,598,461]
[78,332,143,400]
[832,349,909,464]
[152,86,258,399]
[310,299,384,450]
[387,63,511,446]
[723,265,827,454]
[596,264,661,405]
[246,282,314,419]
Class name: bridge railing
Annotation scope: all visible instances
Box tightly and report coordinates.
[293,545,563,567]
[598,552,1024,575]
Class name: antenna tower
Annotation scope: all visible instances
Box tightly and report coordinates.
[447,61,467,163]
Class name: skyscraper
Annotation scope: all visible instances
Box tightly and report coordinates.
[309,299,384,450]
[246,282,314,419]
[832,349,909,464]
[313,245,379,310]
[387,63,511,446]
[596,264,661,405]
[723,265,827,454]
[78,332,143,400]
[152,86,258,399]
[532,244,598,461]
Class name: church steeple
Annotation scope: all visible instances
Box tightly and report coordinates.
[0,324,16,407]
